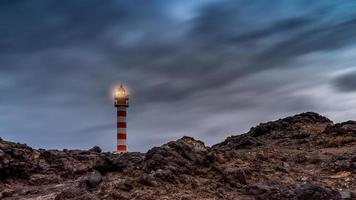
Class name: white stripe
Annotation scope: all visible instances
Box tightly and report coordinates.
[117,116,126,121]
[117,107,127,111]
[117,140,126,145]
[117,128,126,133]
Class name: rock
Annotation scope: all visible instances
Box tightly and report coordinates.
[339,190,352,200]
[300,177,308,182]
[114,179,133,192]
[290,132,310,139]
[110,192,130,200]
[223,167,247,186]
[30,150,41,160]
[257,186,295,200]
[153,169,175,183]
[250,184,342,200]
[349,162,356,171]
[89,146,102,153]
[318,121,356,147]
[352,192,356,199]
[0,188,15,198]
[294,184,342,200]
[29,173,61,185]
[138,173,158,187]
[249,112,332,137]
[55,188,95,200]
[0,143,38,179]
[294,153,308,163]
[82,170,102,188]
[284,112,332,124]
[19,188,32,195]
[330,171,351,179]
[276,162,290,173]
[144,136,209,174]
[214,134,264,150]
[333,155,348,161]
[283,162,290,168]
[351,156,356,162]
[247,184,270,195]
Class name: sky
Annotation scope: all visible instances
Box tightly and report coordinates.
[1,0,356,152]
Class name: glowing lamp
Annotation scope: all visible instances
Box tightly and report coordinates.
[114,83,129,107]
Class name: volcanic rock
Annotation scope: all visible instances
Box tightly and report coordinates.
[55,187,96,200]
[83,170,102,188]
[222,167,247,186]
[88,146,102,153]
[114,179,133,192]
[294,183,342,200]
[0,112,355,199]
[143,136,210,174]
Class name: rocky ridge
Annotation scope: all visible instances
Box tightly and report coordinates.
[0,112,355,200]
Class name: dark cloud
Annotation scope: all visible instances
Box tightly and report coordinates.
[229,17,313,43]
[0,0,166,53]
[333,71,356,92]
[256,17,356,66]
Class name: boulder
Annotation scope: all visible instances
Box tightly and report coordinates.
[324,121,356,136]
[144,137,210,174]
[89,146,102,153]
[294,184,342,200]
[339,190,352,200]
[138,173,158,187]
[223,167,247,186]
[0,140,39,179]
[80,170,102,188]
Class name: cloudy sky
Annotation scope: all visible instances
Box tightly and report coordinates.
[1,0,356,152]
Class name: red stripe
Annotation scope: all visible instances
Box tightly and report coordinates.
[117,133,127,140]
[117,145,127,151]
[117,111,126,116]
[117,122,126,128]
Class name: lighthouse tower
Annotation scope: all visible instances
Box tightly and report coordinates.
[114,83,129,153]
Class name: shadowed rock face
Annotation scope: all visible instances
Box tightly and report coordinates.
[144,136,211,174]
[0,112,355,200]
[248,112,332,137]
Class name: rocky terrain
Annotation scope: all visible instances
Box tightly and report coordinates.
[0,112,355,200]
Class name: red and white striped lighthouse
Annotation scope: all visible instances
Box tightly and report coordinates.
[114,83,129,153]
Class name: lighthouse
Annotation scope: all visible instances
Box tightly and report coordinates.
[114,83,129,153]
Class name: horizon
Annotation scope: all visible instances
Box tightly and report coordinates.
[1,1,356,152]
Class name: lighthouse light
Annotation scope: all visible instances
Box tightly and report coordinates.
[115,84,128,99]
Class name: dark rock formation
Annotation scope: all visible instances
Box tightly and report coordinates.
[81,170,102,188]
[248,112,332,138]
[294,184,342,200]
[0,112,355,199]
[222,167,247,186]
[88,146,102,153]
[144,136,211,174]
